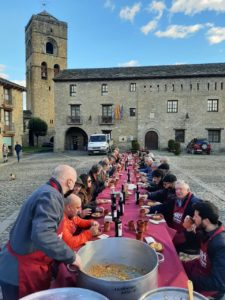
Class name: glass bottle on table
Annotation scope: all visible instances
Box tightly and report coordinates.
[118,195,124,216]
[127,169,131,183]
[135,185,140,205]
[115,216,122,237]
[121,184,126,204]
[125,159,128,171]
[111,202,117,221]
[111,192,116,204]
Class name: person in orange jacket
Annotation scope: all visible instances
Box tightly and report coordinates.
[63,193,100,250]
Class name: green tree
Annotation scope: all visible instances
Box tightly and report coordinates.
[28,117,48,147]
[131,140,140,153]
[168,139,175,152]
[174,141,181,155]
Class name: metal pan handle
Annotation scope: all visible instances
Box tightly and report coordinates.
[67,264,79,273]
[157,252,165,263]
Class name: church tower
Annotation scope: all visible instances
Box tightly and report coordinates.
[25,11,67,136]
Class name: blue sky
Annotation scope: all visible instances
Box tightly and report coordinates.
[1,0,225,88]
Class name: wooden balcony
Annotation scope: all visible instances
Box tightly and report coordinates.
[98,115,114,125]
[4,123,15,134]
[67,116,83,125]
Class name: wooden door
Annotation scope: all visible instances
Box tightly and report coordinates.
[145,131,158,150]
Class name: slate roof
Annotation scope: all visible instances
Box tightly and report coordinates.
[0,77,26,91]
[54,63,225,82]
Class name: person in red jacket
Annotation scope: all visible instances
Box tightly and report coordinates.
[63,193,100,250]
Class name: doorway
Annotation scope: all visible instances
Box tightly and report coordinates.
[145,131,159,150]
[65,127,88,150]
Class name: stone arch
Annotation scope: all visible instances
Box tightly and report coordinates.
[46,42,53,54]
[45,38,58,55]
[65,127,88,151]
[41,62,47,79]
[145,130,159,150]
[54,64,60,76]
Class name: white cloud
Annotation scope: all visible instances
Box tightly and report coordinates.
[0,64,9,79]
[118,60,140,67]
[104,0,115,11]
[170,0,225,15]
[12,79,26,87]
[155,24,203,39]
[141,20,158,35]
[119,2,141,22]
[147,1,166,19]
[206,26,225,44]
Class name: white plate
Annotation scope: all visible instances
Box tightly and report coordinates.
[149,219,166,224]
[98,234,109,239]
[128,184,137,190]
[145,236,155,244]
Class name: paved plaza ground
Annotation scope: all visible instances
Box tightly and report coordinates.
[0,150,225,247]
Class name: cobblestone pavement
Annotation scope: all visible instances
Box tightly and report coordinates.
[0,150,225,299]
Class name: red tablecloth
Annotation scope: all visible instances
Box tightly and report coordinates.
[52,166,188,289]
[96,168,188,288]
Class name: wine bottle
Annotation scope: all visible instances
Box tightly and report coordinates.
[127,169,131,183]
[135,189,140,205]
[118,195,124,216]
[111,202,117,221]
[115,217,122,237]
[111,192,116,204]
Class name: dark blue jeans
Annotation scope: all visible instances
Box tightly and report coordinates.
[16,151,20,162]
[0,281,19,300]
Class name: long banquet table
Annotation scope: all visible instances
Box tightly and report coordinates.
[95,164,189,288]
[53,160,189,290]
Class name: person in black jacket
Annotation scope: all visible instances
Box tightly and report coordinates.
[147,173,177,204]
[146,169,164,192]
[15,142,22,162]
[182,201,225,299]
[89,164,105,201]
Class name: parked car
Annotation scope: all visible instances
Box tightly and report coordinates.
[186,138,211,154]
[88,134,113,155]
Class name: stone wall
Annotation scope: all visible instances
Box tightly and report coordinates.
[25,14,67,133]
[0,85,23,156]
[54,76,225,152]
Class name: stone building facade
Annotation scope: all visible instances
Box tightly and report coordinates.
[0,77,25,155]
[54,64,225,152]
[25,11,67,143]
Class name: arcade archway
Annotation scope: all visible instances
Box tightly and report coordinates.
[65,127,88,151]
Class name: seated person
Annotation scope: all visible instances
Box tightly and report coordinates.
[146,180,201,252]
[73,176,84,195]
[108,155,117,177]
[139,157,153,174]
[62,194,100,250]
[89,164,105,201]
[146,169,164,192]
[159,156,169,164]
[182,201,225,299]
[147,173,177,204]
[158,162,170,176]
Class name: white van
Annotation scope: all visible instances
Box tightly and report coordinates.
[88,134,113,155]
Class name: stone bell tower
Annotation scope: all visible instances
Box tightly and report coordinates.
[25,11,67,138]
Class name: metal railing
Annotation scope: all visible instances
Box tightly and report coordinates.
[67,116,83,125]
[3,99,13,108]
[98,115,114,125]
[4,123,15,133]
